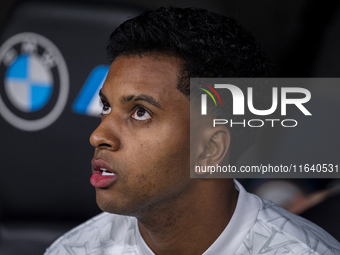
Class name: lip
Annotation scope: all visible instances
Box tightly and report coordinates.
[91,158,115,174]
[90,158,117,188]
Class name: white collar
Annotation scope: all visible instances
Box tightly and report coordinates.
[203,179,261,254]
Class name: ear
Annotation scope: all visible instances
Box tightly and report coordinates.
[195,125,230,174]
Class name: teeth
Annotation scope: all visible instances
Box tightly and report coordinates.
[102,171,115,176]
[98,167,115,176]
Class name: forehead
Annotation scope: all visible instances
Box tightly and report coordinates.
[102,55,183,98]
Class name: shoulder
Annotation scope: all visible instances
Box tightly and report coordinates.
[237,196,340,255]
[44,212,140,255]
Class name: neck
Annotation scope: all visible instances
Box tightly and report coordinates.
[137,179,238,255]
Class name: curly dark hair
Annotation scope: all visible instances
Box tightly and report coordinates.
[107,7,272,165]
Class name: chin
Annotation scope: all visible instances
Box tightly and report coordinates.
[96,200,126,215]
[95,191,136,216]
[95,189,119,213]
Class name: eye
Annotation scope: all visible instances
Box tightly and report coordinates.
[100,100,111,115]
[131,106,151,121]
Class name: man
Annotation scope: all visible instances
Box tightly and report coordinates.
[45,7,340,255]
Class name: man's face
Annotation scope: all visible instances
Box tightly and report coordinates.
[89,55,191,216]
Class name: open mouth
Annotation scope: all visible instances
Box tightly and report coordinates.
[90,159,117,188]
[99,167,115,176]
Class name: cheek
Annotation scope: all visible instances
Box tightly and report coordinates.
[125,133,190,185]
[120,109,190,186]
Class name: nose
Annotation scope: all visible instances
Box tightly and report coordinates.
[89,116,120,151]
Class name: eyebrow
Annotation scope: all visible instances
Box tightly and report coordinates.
[121,94,162,109]
[99,90,108,101]
[99,90,162,109]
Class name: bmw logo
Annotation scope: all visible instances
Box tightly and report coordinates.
[0,32,69,131]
